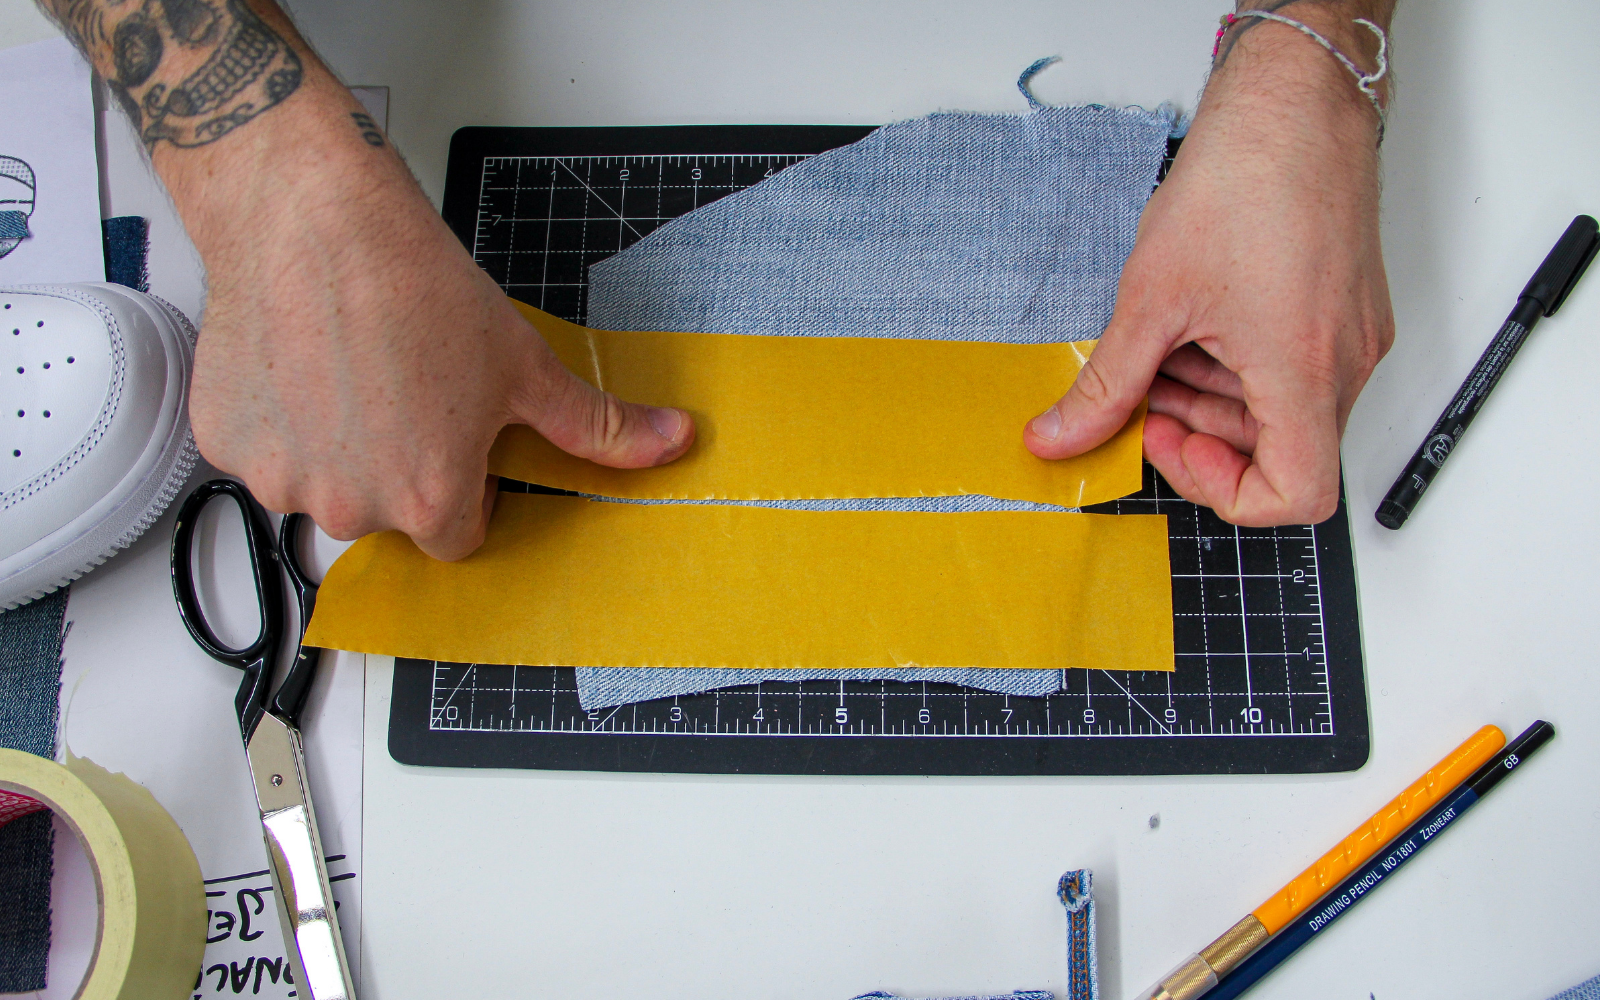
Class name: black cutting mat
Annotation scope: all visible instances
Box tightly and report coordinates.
[391,124,1369,775]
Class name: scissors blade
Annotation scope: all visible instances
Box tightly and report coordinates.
[245,712,357,1000]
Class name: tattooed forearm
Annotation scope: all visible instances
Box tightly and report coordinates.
[39,0,302,149]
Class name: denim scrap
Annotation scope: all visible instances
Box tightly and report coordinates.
[0,209,28,240]
[576,666,1068,712]
[588,104,1169,344]
[1057,870,1098,1000]
[580,78,1170,708]
[0,588,65,759]
[1551,974,1600,1000]
[102,215,151,293]
[0,811,55,991]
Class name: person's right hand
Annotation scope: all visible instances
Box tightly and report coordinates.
[146,15,692,561]
[1025,7,1394,525]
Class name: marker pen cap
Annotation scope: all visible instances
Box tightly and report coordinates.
[1375,499,1408,530]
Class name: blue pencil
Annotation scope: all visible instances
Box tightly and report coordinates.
[1206,721,1555,1000]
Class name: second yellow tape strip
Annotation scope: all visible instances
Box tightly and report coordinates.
[306,494,1174,673]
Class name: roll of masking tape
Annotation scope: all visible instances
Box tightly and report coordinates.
[0,748,205,999]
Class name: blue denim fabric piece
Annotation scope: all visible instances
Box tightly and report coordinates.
[0,812,55,991]
[102,215,151,292]
[589,104,1168,343]
[1551,974,1600,1000]
[0,589,65,759]
[578,666,1069,713]
[579,79,1170,709]
[0,586,67,991]
[1057,870,1097,1000]
[0,209,28,240]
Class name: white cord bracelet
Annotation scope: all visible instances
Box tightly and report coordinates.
[1214,9,1390,142]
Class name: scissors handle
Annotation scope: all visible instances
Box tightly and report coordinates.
[272,513,323,729]
[173,487,355,999]
[170,479,286,739]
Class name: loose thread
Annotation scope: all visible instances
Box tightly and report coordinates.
[1017,55,1062,112]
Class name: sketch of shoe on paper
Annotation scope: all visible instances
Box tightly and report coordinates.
[0,156,34,259]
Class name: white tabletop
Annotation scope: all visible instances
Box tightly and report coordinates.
[9,2,1600,998]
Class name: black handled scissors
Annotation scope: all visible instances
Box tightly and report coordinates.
[170,479,357,1000]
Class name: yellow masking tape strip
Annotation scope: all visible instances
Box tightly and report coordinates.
[492,300,1146,508]
[306,494,1174,673]
[0,748,206,1000]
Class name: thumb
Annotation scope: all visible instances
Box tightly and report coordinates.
[515,338,695,468]
[1025,311,1174,460]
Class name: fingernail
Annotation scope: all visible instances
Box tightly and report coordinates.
[647,406,684,442]
[1031,406,1062,441]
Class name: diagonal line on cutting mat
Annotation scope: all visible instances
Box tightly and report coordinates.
[556,159,645,239]
[1095,670,1173,736]
[432,662,478,723]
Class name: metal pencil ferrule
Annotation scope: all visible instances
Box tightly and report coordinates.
[1137,953,1216,1000]
[1198,915,1271,976]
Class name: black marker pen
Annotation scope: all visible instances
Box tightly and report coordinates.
[1377,215,1600,529]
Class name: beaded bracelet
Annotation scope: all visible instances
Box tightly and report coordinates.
[1213,9,1390,141]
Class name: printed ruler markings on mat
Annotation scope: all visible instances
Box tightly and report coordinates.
[412,125,1367,774]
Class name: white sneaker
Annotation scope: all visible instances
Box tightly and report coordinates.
[1,283,197,609]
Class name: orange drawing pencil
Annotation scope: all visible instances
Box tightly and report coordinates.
[1135,724,1507,1000]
